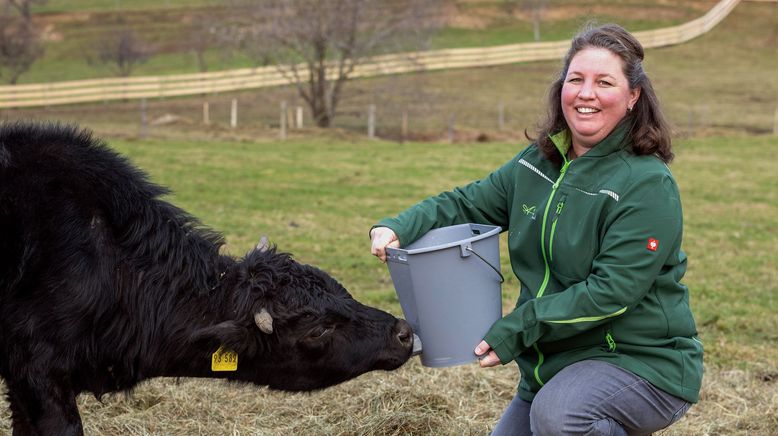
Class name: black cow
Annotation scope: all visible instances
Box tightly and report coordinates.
[0,122,414,436]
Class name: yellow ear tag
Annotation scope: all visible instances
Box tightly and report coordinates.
[211,346,238,372]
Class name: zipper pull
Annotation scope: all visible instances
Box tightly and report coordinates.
[555,201,565,216]
[553,161,571,190]
[605,331,617,352]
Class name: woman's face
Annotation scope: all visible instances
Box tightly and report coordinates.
[561,47,640,153]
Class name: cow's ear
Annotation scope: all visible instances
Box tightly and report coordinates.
[189,321,257,356]
[254,308,274,334]
[256,235,270,251]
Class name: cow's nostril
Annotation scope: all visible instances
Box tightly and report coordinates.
[395,319,413,348]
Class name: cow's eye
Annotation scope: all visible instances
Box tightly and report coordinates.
[307,326,333,340]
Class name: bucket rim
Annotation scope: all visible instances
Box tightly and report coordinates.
[387,223,501,256]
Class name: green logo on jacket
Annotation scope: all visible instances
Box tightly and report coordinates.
[522,204,537,220]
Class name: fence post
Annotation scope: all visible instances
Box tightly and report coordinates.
[296,106,304,129]
[280,101,287,140]
[498,101,505,131]
[448,114,456,143]
[367,104,376,139]
[139,98,148,138]
[230,98,238,128]
[203,101,210,125]
[401,110,408,143]
[774,106,778,136]
[687,108,695,137]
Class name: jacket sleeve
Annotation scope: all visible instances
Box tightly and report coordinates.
[484,172,684,364]
[376,153,522,247]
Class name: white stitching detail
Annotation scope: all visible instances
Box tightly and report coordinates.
[575,187,620,202]
[599,190,620,202]
[575,188,598,196]
[518,158,620,202]
[518,159,554,184]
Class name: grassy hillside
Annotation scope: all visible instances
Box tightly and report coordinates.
[5,1,774,141]
[1,132,773,435]
[14,0,719,83]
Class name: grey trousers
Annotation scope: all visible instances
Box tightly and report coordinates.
[490,360,691,436]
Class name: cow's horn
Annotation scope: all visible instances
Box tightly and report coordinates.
[256,235,270,252]
[254,308,273,334]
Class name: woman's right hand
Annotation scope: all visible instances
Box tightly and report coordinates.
[370,227,400,263]
[475,340,500,368]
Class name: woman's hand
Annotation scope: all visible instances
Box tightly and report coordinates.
[370,227,400,263]
[475,340,500,368]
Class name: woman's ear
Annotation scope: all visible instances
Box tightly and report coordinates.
[629,86,641,110]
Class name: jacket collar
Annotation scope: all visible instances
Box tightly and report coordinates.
[549,118,632,160]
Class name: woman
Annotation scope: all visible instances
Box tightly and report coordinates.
[370,24,703,435]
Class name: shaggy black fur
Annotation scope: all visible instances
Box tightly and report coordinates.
[0,122,413,436]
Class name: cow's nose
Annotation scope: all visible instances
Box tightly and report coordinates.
[394,319,413,349]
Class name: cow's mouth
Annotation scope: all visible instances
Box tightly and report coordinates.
[371,320,415,370]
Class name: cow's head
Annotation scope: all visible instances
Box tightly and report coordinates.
[191,239,414,391]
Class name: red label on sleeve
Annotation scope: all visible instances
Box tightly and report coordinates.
[647,238,659,252]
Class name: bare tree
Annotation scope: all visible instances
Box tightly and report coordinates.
[523,0,547,42]
[502,0,519,15]
[89,28,154,77]
[4,0,47,20]
[226,0,441,128]
[0,0,46,84]
[0,16,43,84]
[189,13,221,73]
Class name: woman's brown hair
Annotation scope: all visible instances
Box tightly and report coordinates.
[529,23,674,165]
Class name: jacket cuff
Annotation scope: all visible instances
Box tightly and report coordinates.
[483,332,516,365]
[375,219,408,247]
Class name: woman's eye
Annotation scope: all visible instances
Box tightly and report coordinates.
[567,77,582,83]
[599,80,613,86]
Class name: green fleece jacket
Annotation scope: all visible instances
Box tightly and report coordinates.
[377,124,704,403]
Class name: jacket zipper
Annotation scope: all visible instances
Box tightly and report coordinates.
[533,158,571,386]
[537,159,570,299]
[549,198,566,262]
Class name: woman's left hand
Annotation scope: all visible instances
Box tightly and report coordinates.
[475,340,500,368]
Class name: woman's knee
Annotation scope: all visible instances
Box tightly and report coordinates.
[530,404,626,436]
[529,385,628,435]
[528,388,569,434]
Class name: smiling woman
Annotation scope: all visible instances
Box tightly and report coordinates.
[370,23,701,436]
[561,47,640,156]
[533,23,674,166]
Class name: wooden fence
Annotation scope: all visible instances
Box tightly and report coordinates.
[0,0,741,109]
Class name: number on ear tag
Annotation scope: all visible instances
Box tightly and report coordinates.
[211,346,238,371]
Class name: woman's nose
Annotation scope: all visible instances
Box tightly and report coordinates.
[578,80,595,99]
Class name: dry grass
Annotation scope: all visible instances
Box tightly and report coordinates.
[2,361,775,435]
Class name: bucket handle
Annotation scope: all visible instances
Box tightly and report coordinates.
[464,246,505,283]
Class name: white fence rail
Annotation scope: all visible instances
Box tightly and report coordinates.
[0,0,741,109]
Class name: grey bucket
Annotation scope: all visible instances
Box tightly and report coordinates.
[386,223,503,367]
